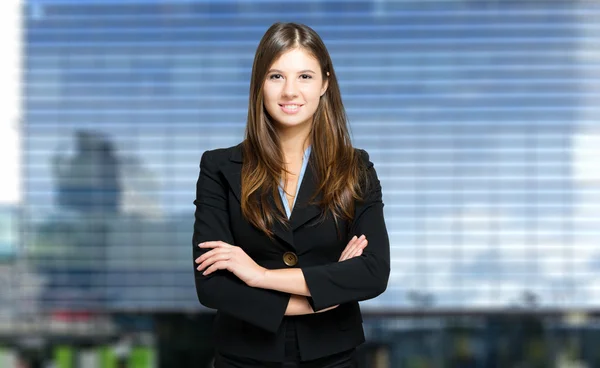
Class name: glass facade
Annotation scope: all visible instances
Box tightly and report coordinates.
[23,0,600,311]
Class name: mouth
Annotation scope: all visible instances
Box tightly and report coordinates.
[279,103,304,114]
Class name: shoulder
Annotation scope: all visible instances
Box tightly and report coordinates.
[199,142,243,170]
[353,147,375,169]
[201,142,242,162]
[352,147,382,199]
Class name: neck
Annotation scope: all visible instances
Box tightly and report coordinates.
[277,125,311,162]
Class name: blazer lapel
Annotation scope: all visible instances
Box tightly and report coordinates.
[289,153,322,232]
[220,143,296,249]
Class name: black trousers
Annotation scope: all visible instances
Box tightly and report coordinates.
[214,319,357,367]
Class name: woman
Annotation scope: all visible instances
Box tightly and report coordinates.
[192,22,390,367]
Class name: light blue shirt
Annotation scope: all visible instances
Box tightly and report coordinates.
[278,145,312,219]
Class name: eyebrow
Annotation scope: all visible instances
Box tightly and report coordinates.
[267,69,317,74]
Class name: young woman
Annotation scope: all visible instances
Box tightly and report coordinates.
[192,22,390,367]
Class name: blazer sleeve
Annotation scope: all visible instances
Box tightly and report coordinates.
[193,150,290,333]
[301,149,390,311]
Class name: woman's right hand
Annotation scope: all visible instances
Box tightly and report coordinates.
[287,235,368,316]
[339,234,368,262]
[318,235,368,313]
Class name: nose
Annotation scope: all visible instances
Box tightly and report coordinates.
[282,78,299,98]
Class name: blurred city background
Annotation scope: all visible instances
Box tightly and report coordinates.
[1,0,599,366]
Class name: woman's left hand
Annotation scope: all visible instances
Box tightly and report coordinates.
[195,241,266,287]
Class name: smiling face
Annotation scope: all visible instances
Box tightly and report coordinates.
[262,48,329,131]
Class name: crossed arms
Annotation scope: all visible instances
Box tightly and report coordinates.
[192,149,390,333]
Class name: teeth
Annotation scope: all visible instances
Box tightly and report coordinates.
[282,105,299,110]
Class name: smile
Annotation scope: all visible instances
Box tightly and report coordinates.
[279,104,303,114]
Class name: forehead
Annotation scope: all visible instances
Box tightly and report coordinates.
[270,48,320,71]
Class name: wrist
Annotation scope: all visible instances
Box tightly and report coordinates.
[246,266,268,289]
[252,267,269,288]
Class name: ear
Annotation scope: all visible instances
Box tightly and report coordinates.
[320,72,329,96]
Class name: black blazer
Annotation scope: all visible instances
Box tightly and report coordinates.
[192,142,390,362]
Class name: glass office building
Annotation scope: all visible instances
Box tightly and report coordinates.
[23,0,600,313]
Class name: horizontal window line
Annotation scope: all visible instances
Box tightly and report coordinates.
[24,9,600,21]
[24,93,600,103]
[25,78,600,87]
[25,50,600,61]
[369,148,576,153]
[21,121,595,128]
[25,107,596,113]
[25,37,600,47]
[383,189,596,193]
[24,65,600,73]
[377,162,577,166]
[390,203,590,208]
[26,23,600,34]
[386,230,593,234]
[21,138,581,145]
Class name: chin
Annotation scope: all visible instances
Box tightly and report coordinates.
[274,116,311,129]
[278,122,310,130]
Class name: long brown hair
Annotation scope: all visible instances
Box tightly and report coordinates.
[241,22,367,238]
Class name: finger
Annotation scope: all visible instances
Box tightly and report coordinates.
[356,239,368,253]
[341,235,365,261]
[196,248,223,264]
[198,253,230,272]
[339,235,357,261]
[198,241,230,249]
[350,246,365,259]
[344,235,363,255]
[198,241,220,248]
[203,261,227,276]
[347,249,361,260]
[197,252,230,271]
[348,240,367,259]
[196,249,215,264]
[339,237,355,261]
[200,244,235,262]
[343,235,358,250]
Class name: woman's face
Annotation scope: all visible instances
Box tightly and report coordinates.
[263,48,328,131]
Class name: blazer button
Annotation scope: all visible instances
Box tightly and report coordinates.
[283,252,298,267]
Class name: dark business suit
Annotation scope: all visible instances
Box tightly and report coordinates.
[192,142,390,364]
